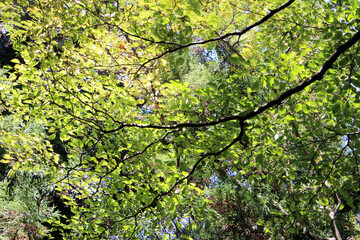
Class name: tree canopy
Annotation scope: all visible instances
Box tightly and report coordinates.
[1,0,360,239]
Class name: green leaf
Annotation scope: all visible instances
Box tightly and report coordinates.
[176,57,185,66]
[284,115,295,121]
[353,0,359,9]
[48,133,56,140]
[332,102,341,113]
[252,80,261,91]
[10,59,20,63]
[319,198,329,206]
[288,171,296,180]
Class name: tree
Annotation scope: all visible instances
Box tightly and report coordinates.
[1,0,360,239]
[0,169,60,239]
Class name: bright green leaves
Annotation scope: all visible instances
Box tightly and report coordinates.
[294,103,302,112]
[1,0,360,238]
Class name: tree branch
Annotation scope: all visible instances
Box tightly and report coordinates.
[330,192,342,240]
[134,0,296,72]
[113,120,246,224]
[243,29,360,120]
[103,29,360,134]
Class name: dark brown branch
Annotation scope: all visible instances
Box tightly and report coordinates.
[243,29,360,120]
[89,129,180,197]
[104,29,360,134]
[186,0,295,45]
[114,121,246,224]
[134,0,295,72]
[84,0,295,61]
[102,115,240,133]
[79,3,183,47]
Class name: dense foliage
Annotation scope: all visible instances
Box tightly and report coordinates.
[1,0,360,239]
